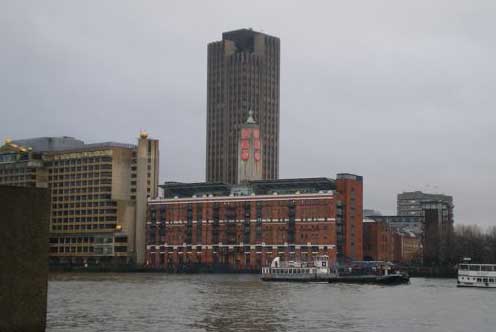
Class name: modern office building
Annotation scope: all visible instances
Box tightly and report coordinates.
[206,28,280,184]
[397,191,454,218]
[146,175,363,271]
[397,191,454,265]
[0,132,159,266]
[422,200,454,266]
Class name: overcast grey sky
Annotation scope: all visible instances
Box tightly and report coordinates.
[2,1,495,226]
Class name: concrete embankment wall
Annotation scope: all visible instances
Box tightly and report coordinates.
[0,186,50,332]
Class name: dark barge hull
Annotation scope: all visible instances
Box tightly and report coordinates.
[329,274,410,285]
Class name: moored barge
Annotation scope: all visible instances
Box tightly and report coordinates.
[261,257,409,284]
[330,261,409,285]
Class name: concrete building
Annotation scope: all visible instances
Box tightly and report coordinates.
[422,200,454,266]
[146,175,363,271]
[397,191,454,265]
[206,28,280,184]
[397,191,454,218]
[0,186,49,332]
[0,132,159,267]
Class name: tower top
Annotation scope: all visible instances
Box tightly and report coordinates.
[246,110,256,124]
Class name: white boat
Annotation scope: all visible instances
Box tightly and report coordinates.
[261,255,335,281]
[457,263,496,288]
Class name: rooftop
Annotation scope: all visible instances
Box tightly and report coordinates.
[160,177,337,198]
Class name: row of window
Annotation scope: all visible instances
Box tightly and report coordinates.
[0,168,35,174]
[51,223,116,230]
[52,194,112,201]
[52,216,116,223]
[460,277,496,283]
[49,246,122,254]
[49,164,112,173]
[49,172,112,180]
[0,175,36,182]
[149,245,326,252]
[51,180,112,187]
[51,187,112,195]
[52,201,117,209]
[47,156,113,166]
[52,210,116,216]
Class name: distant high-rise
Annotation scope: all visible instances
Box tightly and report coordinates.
[397,191,453,218]
[397,191,454,265]
[206,29,280,184]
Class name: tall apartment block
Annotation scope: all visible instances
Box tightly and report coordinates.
[206,28,280,184]
[0,133,159,266]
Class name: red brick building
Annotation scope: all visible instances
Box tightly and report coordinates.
[364,219,422,264]
[363,219,394,262]
[393,232,422,264]
[336,174,363,261]
[146,177,362,271]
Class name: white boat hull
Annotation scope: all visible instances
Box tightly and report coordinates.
[457,281,496,288]
[458,263,496,288]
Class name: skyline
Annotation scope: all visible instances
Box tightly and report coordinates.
[2,1,496,226]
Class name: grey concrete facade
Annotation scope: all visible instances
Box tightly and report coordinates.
[0,133,159,268]
[397,191,454,217]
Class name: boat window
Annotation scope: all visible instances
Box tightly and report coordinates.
[459,265,468,270]
[481,266,494,272]
[477,278,482,282]
[483,278,488,283]
[489,278,494,283]
[470,265,481,271]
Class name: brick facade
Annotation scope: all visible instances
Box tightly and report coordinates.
[146,193,337,271]
[336,174,363,260]
[363,220,394,262]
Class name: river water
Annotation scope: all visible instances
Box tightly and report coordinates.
[47,274,496,332]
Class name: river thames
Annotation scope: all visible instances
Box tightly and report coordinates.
[47,274,496,332]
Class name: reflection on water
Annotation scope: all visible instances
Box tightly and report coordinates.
[47,274,496,332]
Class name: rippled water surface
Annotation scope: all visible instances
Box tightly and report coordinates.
[47,274,496,332]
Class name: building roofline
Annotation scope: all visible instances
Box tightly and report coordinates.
[43,142,136,154]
